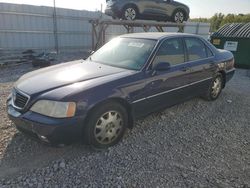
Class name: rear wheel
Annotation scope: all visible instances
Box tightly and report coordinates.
[123,6,138,20]
[203,73,223,101]
[172,10,185,23]
[83,102,128,149]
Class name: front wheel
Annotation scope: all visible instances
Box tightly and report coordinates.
[203,73,223,101]
[83,102,128,149]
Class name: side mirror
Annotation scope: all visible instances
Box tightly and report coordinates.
[87,50,95,55]
[154,62,171,71]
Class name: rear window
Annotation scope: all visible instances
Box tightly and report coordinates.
[206,46,214,57]
[185,38,207,61]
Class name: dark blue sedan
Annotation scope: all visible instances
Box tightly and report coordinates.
[7,33,235,148]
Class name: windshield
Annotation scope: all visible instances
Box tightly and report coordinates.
[90,37,157,70]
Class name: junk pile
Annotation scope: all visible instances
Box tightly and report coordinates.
[0,50,56,67]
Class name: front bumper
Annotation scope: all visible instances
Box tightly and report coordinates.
[7,100,86,145]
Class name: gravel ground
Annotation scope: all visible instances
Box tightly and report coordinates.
[0,55,249,187]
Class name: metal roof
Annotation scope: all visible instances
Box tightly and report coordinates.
[234,23,250,38]
[212,23,250,38]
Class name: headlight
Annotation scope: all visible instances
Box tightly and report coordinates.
[30,100,76,118]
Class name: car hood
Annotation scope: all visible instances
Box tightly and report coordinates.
[15,60,129,95]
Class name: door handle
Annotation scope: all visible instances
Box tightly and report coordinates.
[181,67,191,72]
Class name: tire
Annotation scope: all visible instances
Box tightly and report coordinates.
[203,73,223,101]
[122,6,138,20]
[172,9,186,23]
[83,102,128,149]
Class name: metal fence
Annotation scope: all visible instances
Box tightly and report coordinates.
[0,3,211,54]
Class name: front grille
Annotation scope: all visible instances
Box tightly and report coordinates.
[13,90,29,109]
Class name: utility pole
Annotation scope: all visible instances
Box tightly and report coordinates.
[53,0,59,53]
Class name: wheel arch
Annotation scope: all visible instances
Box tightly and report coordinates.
[218,70,226,88]
[84,97,134,130]
[172,8,188,21]
[122,3,140,14]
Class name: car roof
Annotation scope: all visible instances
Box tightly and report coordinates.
[120,32,198,40]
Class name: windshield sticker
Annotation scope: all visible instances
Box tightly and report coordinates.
[128,42,144,48]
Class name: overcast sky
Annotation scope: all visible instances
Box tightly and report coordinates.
[0,0,249,18]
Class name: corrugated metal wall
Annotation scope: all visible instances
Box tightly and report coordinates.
[0,3,211,53]
[0,3,99,52]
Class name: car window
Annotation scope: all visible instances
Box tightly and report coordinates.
[153,38,185,68]
[185,38,207,61]
[206,46,214,57]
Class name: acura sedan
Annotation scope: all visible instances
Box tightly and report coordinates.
[105,0,190,23]
[7,33,235,149]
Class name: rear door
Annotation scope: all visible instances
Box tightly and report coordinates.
[182,37,216,96]
[142,0,168,17]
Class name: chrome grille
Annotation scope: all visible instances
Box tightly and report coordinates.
[13,90,29,109]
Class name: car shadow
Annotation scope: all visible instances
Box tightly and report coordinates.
[0,131,97,179]
[0,110,172,180]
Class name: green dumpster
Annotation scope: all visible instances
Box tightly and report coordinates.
[211,23,250,68]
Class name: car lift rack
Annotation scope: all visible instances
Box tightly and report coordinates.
[89,19,186,50]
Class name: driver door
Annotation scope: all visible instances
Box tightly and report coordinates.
[132,37,194,117]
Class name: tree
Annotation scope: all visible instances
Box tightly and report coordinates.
[209,13,224,31]
[190,13,250,31]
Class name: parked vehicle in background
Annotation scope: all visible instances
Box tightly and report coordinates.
[7,33,235,149]
[105,0,190,23]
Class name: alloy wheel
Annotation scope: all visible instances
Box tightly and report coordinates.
[174,11,184,23]
[124,8,136,20]
[211,77,222,98]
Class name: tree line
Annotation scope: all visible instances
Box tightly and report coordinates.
[191,13,250,31]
